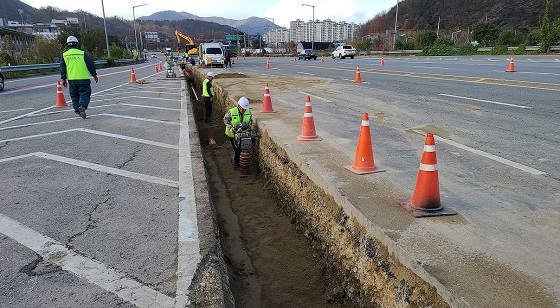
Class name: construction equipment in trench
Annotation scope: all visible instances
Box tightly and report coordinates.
[233,123,256,170]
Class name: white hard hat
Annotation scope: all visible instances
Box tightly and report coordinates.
[238,97,249,109]
[207,71,215,78]
[66,36,79,44]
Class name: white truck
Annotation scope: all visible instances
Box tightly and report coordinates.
[198,42,225,68]
[332,45,356,59]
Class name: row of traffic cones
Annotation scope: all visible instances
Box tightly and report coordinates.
[260,83,454,217]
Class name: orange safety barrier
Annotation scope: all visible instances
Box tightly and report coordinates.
[505,56,517,72]
[297,95,321,141]
[54,81,68,108]
[344,113,384,174]
[353,65,362,83]
[130,68,137,83]
[260,82,276,113]
[397,133,456,217]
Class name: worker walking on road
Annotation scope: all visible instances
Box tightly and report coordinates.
[201,72,215,123]
[224,48,232,68]
[224,97,252,169]
[60,35,98,119]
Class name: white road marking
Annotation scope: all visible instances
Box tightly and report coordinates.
[439,93,531,109]
[412,130,547,176]
[174,80,201,307]
[0,128,178,150]
[120,103,180,110]
[0,107,34,114]
[0,106,54,126]
[298,92,333,103]
[97,113,180,125]
[0,152,179,187]
[0,214,174,308]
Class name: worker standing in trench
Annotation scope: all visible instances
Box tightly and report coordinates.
[201,71,215,123]
[223,97,252,170]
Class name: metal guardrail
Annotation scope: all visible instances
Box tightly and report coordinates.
[0,59,135,73]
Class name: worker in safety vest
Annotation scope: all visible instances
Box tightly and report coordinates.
[223,97,252,169]
[60,35,98,119]
[201,71,215,123]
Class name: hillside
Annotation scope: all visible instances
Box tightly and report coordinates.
[2,3,240,46]
[360,0,560,37]
[0,0,37,23]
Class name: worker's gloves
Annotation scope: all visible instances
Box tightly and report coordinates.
[93,75,99,83]
[61,79,67,87]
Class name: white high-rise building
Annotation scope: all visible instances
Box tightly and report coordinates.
[265,18,358,46]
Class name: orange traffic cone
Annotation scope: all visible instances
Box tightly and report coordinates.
[353,66,362,83]
[380,57,385,66]
[266,60,270,69]
[260,82,276,113]
[397,133,456,217]
[344,113,385,174]
[294,56,297,62]
[130,68,137,83]
[154,63,158,73]
[54,81,68,108]
[505,56,516,72]
[297,95,321,141]
[158,62,163,72]
[232,58,235,64]
[321,56,325,62]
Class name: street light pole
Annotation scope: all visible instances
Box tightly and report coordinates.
[265,17,275,51]
[101,0,111,57]
[393,0,399,49]
[132,4,147,59]
[302,4,314,50]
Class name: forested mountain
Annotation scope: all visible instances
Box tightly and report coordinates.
[359,0,560,37]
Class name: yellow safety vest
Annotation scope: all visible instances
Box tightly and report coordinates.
[225,107,251,138]
[63,49,90,80]
[202,78,214,97]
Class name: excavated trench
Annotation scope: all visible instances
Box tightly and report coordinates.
[188,71,448,308]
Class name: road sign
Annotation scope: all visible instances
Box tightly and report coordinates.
[249,35,260,41]
[226,35,244,42]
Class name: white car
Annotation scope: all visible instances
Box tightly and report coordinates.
[151,53,157,59]
[332,45,356,59]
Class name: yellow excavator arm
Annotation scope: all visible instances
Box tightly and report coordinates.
[174,30,198,55]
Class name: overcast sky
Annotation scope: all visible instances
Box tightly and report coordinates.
[21,0,398,28]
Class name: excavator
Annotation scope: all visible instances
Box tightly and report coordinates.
[175,30,198,55]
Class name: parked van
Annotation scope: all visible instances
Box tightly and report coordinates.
[198,42,225,68]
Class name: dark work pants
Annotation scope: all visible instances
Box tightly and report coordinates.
[229,137,241,167]
[225,58,232,68]
[68,82,92,113]
[203,97,212,122]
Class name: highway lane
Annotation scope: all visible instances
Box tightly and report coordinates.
[233,55,559,179]
[0,59,206,307]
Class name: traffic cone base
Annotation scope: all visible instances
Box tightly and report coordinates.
[54,81,68,108]
[344,164,384,175]
[397,198,456,217]
[397,132,456,217]
[297,135,322,141]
